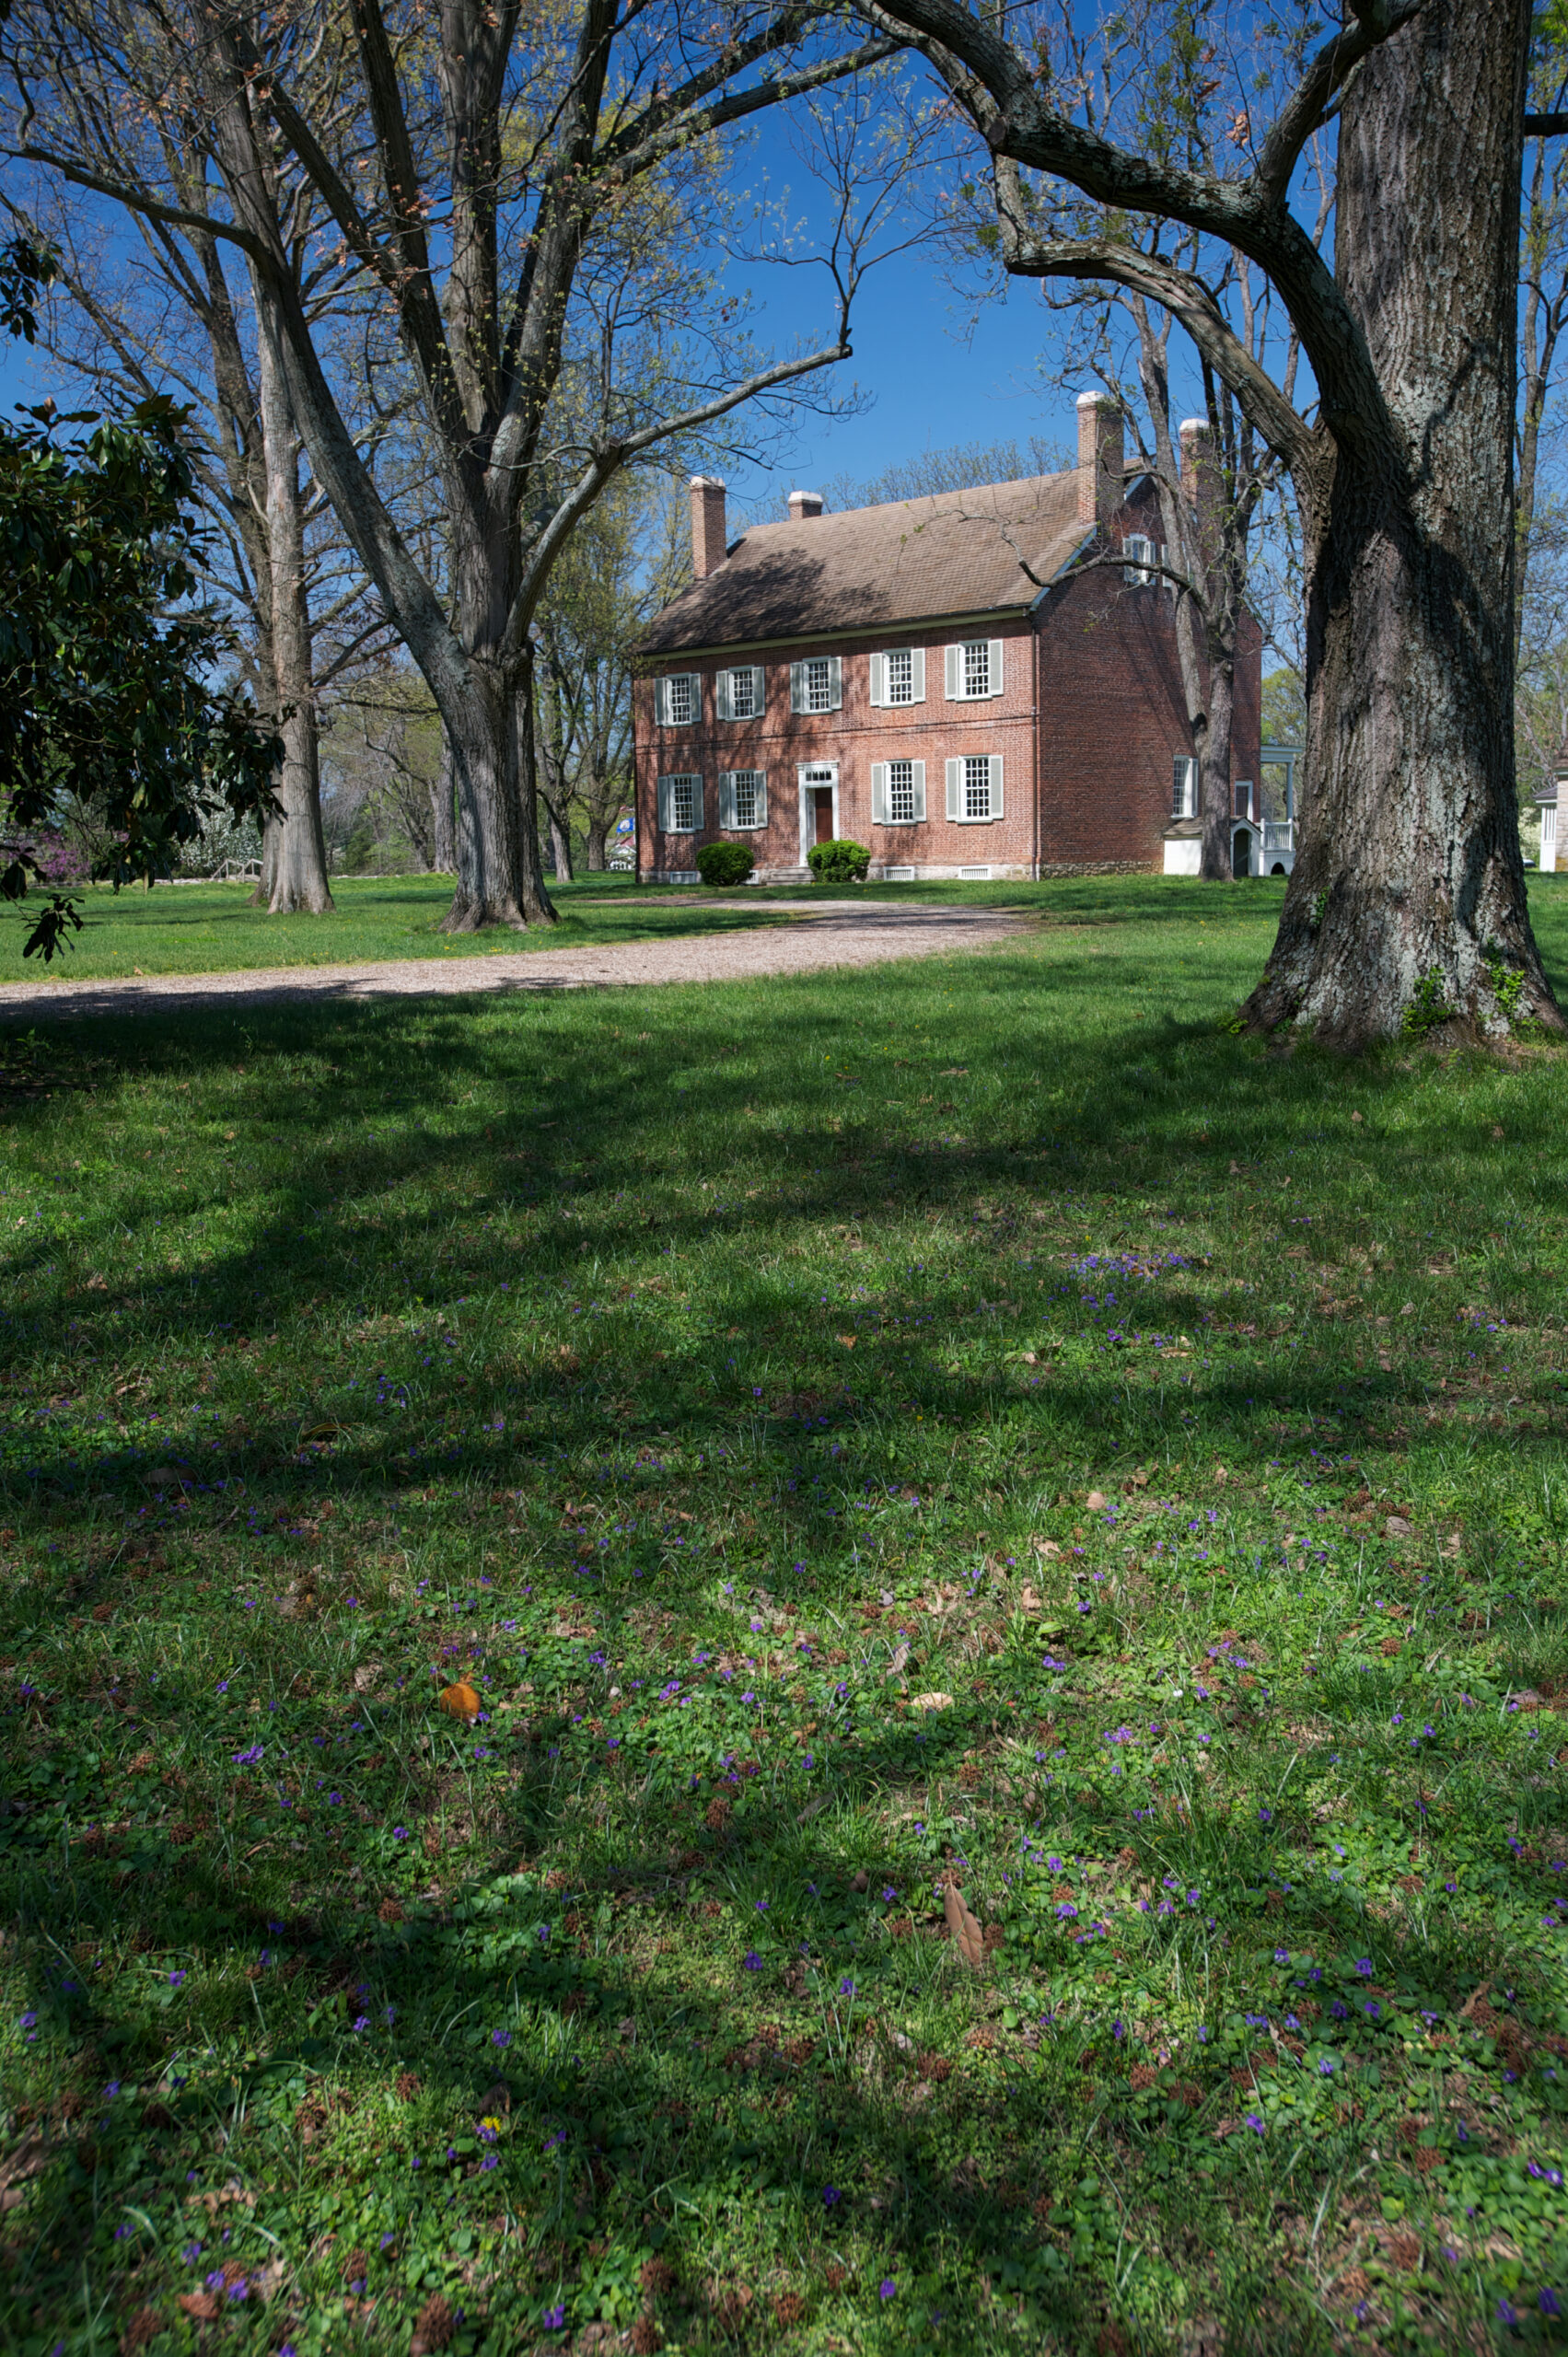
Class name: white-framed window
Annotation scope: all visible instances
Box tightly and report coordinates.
[1234,778,1254,819]
[1123,536,1167,586]
[718,769,767,830]
[715,665,764,722]
[656,672,702,726]
[943,638,1004,700]
[869,647,925,706]
[790,654,842,714]
[870,758,926,825]
[1172,756,1198,819]
[657,772,703,832]
[945,754,1003,822]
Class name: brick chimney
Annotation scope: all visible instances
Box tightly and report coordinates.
[787,488,824,522]
[1179,417,1214,505]
[690,476,727,579]
[1075,391,1123,533]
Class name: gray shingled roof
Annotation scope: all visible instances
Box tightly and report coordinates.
[638,470,1086,655]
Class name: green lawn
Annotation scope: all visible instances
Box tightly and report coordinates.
[3,882,1568,2355]
[0,875,796,982]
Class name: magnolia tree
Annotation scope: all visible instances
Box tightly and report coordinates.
[864,0,1562,1044]
[5,1,905,935]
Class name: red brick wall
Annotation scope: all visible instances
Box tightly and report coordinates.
[633,487,1264,879]
[635,621,1039,876]
[1034,562,1193,871]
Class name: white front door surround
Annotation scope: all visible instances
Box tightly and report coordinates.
[798,762,840,865]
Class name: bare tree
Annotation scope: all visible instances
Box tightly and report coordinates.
[4,4,903,938]
[862,0,1562,1044]
[1,29,394,911]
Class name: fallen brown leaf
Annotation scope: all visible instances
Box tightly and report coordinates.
[943,1880,987,1969]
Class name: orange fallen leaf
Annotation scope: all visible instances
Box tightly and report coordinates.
[1085,1490,1108,1510]
[439,1681,482,1720]
[179,2293,221,2321]
[836,1334,856,1348]
[943,1879,987,1969]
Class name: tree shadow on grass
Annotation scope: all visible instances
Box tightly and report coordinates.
[0,947,1562,2347]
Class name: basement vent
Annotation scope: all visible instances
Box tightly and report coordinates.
[882,865,916,882]
[958,865,992,879]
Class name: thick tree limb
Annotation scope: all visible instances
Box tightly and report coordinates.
[993,167,1315,471]
[854,0,1403,434]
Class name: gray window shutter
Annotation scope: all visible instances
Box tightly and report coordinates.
[718,772,736,827]
[946,757,961,819]
[691,775,704,829]
[655,678,669,726]
[868,653,885,707]
[749,666,766,714]
[990,755,1004,819]
[910,646,926,702]
[828,654,842,710]
[790,660,806,714]
[753,772,768,828]
[715,671,733,723]
[870,762,888,823]
[988,639,1004,696]
[910,760,926,821]
[945,644,960,700]
[656,775,667,829]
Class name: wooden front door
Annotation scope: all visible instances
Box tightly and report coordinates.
[812,787,835,843]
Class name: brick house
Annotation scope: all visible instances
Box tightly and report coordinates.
[632,393,1262,884]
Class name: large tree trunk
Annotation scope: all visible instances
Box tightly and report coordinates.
[255,321,334,914]
[1245,0,1560,1044]
[437,652,556,931]
[586,815,609,870]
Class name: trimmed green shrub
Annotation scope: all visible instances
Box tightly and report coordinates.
[695,841,756,888]
[807,837,870,884]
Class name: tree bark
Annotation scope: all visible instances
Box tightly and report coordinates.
[586,817,609,871]
[436,652,555,932]
[255,319,334,913]
[430,736,456,873]
[1243,0,1559,1044]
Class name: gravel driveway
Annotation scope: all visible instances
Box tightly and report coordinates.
[0,900,1025,1022]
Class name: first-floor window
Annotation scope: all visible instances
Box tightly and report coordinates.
[658,772,702,832]
[1173,756,1197,819]
[719,769,767,829]
[945,754,1002,822]
[870,758,925,824]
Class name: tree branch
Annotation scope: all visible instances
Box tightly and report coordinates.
[502,338,852,661]
[993,163,1314,470]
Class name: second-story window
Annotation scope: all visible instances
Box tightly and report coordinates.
[790,654,842,714]
[656,672,701,726]
[870,647,925,706]
[944,639,1003,701]
[717,665,764,721]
